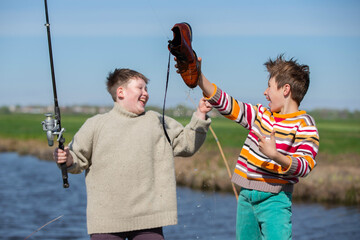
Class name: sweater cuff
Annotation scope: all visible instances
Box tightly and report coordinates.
[190,112,211,133]
[285,156,299,176]
[203,83,218,100]
[204,83,223,107]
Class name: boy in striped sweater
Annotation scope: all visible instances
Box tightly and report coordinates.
[191,55,319,239]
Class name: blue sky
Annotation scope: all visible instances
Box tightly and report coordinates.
[1,0,359,111]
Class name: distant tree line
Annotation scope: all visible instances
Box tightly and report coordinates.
[307,108,360,120]
[1,105,359,120]
[0,106,11,114]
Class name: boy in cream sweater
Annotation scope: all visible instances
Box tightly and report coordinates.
[54,68,212,240]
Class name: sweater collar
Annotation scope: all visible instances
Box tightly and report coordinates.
[112,102,143,118]
[273,110,306,120]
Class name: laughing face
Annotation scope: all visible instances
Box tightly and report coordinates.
[263,77,285,113]
[118,77,149,115]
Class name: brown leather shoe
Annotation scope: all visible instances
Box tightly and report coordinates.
[168,22,200,88]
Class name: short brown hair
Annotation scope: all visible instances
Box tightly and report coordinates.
[106,68,149,102]
[264,54,310,106]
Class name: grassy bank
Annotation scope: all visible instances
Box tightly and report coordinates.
[1,113,359,155]
[0,113,359,205]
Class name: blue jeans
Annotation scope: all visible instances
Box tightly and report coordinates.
[236,188,292,240]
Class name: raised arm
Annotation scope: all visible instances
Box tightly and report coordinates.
[197,58,215,97]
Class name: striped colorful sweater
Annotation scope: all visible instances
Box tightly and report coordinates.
[206,84,319,193]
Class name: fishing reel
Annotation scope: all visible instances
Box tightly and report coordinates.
[41,113,65,147]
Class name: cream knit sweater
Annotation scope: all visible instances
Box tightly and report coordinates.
[67,102,211,234]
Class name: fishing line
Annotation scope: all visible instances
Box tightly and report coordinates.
[144,0,171,41]
[162,51,172,145]
[24,215,63,240]
[186,92,239,200]
[143,0,174,144]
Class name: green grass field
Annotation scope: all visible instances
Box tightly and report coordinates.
[0,113,359,155]
[0,113,91,142]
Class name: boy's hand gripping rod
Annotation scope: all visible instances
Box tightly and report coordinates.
[41,0,69,188]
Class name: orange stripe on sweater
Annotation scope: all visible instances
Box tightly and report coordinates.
[227,98,241,121]
[242,148,288,174]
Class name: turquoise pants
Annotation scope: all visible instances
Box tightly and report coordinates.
[236,188,292,240]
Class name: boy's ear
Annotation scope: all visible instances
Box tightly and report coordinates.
[117,86,125,99]
[283,84,291,96]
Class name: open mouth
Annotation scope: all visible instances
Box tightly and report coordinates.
[266,96,271,108]
[139,98,147,106]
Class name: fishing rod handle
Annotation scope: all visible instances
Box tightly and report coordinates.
[60,163,69,188]
[59,138,70,188]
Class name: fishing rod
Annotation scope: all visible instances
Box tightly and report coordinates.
[41,0,69,188]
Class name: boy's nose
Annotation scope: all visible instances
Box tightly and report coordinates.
[263,88,268,96]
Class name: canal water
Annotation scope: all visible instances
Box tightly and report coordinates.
[0,152,359,239]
